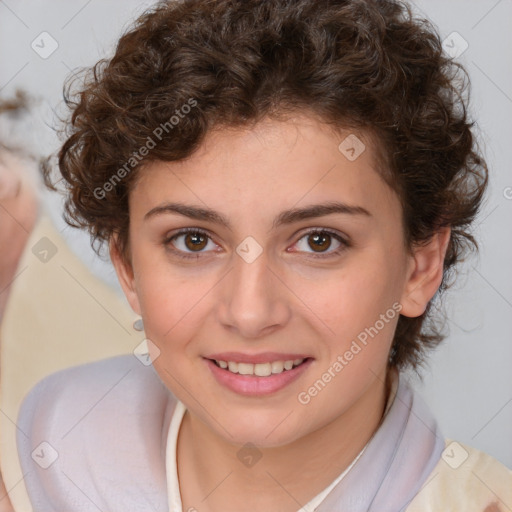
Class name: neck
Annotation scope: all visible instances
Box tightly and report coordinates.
[177,367,393,512]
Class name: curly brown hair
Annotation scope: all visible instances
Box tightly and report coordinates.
[43,0,488,371]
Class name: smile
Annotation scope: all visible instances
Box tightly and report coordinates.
[213,358,305,376]
[205,357,313,396]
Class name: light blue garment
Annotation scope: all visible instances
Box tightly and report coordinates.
[17,355,444,512]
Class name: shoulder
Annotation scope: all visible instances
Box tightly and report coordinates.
[407,439,512,512]
[18,354,173,438]
[17,355,176,512]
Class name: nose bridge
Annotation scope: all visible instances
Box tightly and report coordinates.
[217,245,290,337]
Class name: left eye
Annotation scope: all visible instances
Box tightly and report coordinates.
[293,230,347,256]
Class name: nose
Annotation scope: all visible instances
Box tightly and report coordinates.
[216,248,291,339]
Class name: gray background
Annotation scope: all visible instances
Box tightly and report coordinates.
[1,0,511,467]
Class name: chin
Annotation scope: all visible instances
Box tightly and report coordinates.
[213,411,306,448]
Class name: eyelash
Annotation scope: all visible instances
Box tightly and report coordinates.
[163,227,350,261]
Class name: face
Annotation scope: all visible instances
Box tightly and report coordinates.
[112,114,448,448]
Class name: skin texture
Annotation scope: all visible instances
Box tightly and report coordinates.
[111,115,450,512]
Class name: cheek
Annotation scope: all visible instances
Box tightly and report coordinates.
[293,262,402,388]
[295,257,401,337]
[133,257,215,351]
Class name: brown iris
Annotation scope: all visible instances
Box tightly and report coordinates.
[184,232,208,251]
[308,232,331,252]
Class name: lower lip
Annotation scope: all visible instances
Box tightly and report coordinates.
[204,358,313,396]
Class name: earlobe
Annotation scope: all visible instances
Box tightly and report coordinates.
[109,236,142,315]
[399,227,451,318]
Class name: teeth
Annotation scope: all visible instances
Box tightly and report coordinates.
[271,361,284,373]
[215,358,305,376]
[254,363,272,377]
[238,363,254,375]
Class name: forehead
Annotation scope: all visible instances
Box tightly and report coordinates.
[132,115,400,225]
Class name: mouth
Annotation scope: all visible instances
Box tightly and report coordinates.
[209,357,311,376]
[203,356,314,396]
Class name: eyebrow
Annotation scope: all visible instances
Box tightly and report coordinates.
[144,201,372,230]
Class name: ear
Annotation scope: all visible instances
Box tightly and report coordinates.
[109,235,141,315]
[399,227,451,318]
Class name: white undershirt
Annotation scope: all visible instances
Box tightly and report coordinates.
[166,372,398,511]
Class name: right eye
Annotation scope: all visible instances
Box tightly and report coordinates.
[164,228,219,259]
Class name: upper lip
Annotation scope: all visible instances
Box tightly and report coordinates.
[205,352,312,364]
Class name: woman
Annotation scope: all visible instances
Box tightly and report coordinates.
[16,0,512,510]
